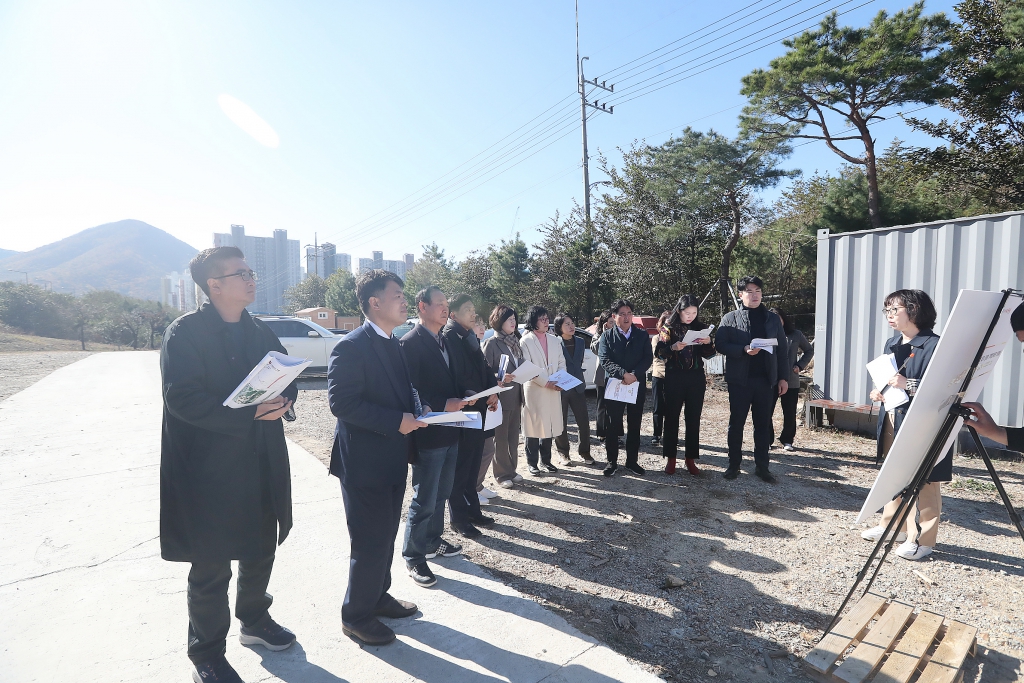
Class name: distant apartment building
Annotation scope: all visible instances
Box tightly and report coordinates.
[162,270,204,311]
[213,224,300,314]
[305,243,352,279]
[354,251,415,278]
[357,257,374,275]
[337,252,352,274]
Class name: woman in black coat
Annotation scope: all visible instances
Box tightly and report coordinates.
[654,294,715,475]
[553,313,594,465]
[862,289,943,561]
[590,310,615,442]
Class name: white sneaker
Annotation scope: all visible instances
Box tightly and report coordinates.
[861,526,908,542]
[512,473,524,483]
[782,443,795,452]
[498,480,515,489]
[477,493,490,505]
[894,541,933,561]
[480,487,498,499]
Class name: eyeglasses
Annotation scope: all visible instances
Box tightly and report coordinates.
[212,270,258,282]
[882,306,905,316]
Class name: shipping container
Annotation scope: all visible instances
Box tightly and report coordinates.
[813,210,1024,429]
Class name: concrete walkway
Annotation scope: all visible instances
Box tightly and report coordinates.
[1,352,661,683]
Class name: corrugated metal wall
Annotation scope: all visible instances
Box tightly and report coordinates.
[814,211,1024,427]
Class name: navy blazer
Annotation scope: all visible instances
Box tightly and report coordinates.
[874,329,949,481]
[560,334,587,395]
[598,324,653,394]
[328,322,416,487]
[401,323,462,450]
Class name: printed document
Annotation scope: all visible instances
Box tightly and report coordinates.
[224,352,311,408]
[866,353,909,410]
[484,400,503,430]
[463,385,513,403]
[547,370,583,391]
[680,325,715,345]
[508,360,542,384]
[604,378,639,404]
[750,338,778,354]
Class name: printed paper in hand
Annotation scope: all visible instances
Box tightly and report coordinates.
[419,411,476,425]
[462,385,513,403]
[750,338,778,354]
[484,400,503,430]
[508,360,542,383]
[547,370,583,391]
[680,325,715,345]
[866,353,909,410]
[604,378,639,404]
[224,351,311,408]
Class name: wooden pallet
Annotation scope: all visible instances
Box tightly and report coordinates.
[804,592,977,683]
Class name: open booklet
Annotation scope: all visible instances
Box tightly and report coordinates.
[547,370,583,391]
[223,351,312,408]
[680,325,714,345]
[750,338,778,354]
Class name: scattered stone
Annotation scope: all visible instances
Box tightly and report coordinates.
[617,614,632,630]
[663,574,686,589]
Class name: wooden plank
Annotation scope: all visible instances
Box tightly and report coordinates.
[804,593,888,673]
[917,621,978,683]
[873,611,945,683]
[833,601,915,683]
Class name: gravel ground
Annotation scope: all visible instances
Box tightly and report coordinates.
[0,351,93,403]
[285,384,1024,683]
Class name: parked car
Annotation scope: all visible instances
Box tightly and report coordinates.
[392,317,420,340]
[255,315,341,373]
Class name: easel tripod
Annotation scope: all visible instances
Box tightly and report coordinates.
[825,288,1024,635]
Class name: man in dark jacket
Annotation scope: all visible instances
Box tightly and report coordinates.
[716,276,790,483]
[443,293,500,538]
[161,247,297,683]
[399,286,469,589]
[598,299,654,477]
[328,270,427,646]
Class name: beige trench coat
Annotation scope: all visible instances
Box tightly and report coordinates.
[520,331,566,439]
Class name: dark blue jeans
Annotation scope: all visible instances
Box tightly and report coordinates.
[402,442,459,567]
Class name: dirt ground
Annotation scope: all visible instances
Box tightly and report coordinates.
[0,351,95,402]
[0,329,122,354]
[286,385,1024,682]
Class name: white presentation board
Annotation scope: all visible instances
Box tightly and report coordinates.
[857,290,1017,522]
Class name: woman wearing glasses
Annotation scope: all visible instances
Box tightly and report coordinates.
[520,305,566,475]
[862,289,944,561]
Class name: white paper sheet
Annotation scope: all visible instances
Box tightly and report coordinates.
[462,385,513,403]
[750,338,778,354]
[223,351,311,408]
[484,400,503,430]
[508,360,542,383]
[547,370,583,391]
[680,325,715,345]
[604,378,639,404]
[866,353,909,410]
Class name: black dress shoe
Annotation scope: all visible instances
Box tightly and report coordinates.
[452,523,482,539]
[624,462,646,476]
[651,436,661,447]
[754,467,777,483]
[723,466,740,480]
[192,656,243,683]
[374,594,418,619]
[527,465,543,476]
[542,463,558,473]
[468,513,494,527]
[342,618,396,646]
[603,463,617,477]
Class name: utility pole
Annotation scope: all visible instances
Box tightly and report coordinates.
[304,233,321,278]
[576,0,613,228]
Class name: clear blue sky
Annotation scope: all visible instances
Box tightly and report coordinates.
[0,0,958,267]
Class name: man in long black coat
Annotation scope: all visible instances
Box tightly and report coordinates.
[161,247,298,683]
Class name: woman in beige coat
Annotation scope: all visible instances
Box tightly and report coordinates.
[520,305,566,475]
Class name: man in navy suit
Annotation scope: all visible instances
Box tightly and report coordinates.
[327,270,427,646]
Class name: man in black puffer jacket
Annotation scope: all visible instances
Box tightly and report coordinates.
[716,276,790,483]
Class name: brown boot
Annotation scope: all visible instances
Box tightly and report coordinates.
[665,457,676,474]
[685,458,700,476]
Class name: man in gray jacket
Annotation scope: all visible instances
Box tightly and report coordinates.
[715,276,790,483]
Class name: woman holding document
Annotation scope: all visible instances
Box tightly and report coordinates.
[553,313,594,466]
[654,295,715,475]
[863,289,944,561]
[481,305,526,489]
[770,308,813,452]
[520,305,566,475]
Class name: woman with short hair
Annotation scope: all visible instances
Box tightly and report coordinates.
[862,289,944,561]
[553,313,594,466]
[654,295,715,475]
[480,305,526,488]
[520,305,566,475]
